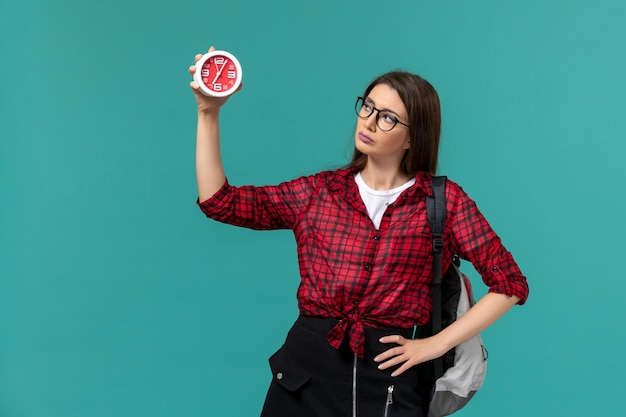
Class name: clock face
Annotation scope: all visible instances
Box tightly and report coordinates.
[194,50,242,97]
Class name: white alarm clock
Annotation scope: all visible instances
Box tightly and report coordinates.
[193,50,243,97]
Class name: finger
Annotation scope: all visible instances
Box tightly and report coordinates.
[194,53,204,63]
[377,354,405,371]
[379,335,405,345]
[189,65,196,76]
[208,45,215,52]
[374,346,403,363]
[391,361,413,377]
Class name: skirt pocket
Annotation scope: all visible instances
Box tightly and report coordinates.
[268,345,311,392]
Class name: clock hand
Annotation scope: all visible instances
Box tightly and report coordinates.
[211,60,229,84]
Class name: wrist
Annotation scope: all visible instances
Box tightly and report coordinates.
[198,107,220,119]
[431,330,454,354]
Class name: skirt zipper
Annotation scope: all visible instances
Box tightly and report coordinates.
[383,384,394,417]
[352,354,395,417]
[352,354,357,417]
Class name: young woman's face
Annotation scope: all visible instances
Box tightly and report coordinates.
[354,83,411,167]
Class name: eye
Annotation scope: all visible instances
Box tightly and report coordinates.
[363,100,374,112]
[381,112,398,125]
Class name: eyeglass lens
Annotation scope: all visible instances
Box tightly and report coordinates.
[355,97,402,131]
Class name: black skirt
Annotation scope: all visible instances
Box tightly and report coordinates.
[260,316,434,417]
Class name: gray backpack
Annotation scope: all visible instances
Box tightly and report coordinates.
[424,176,488,417]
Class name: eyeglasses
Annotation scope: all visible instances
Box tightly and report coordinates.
[354,97,410,132]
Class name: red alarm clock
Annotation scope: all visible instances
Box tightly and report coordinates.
[194,50,243,97]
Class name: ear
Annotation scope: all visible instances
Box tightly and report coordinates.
[403,141,410,150]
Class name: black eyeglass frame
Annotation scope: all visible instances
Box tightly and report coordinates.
[354,97,411,131]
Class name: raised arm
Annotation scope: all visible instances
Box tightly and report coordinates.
[189,46,242,202]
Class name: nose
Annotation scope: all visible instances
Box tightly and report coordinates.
[363,111,377,131]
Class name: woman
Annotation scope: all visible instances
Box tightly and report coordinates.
[189,47,528,417]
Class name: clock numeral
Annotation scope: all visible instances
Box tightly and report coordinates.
[227,71,236,79]
[201,69,210,77]
[214,57,225,65]
[213,83,223,91]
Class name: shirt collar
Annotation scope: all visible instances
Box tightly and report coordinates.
[326,168,435,199]
[413,171,435,197]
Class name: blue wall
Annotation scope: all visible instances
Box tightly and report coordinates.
[1,0,625,415]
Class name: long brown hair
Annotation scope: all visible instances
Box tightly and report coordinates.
[347,71,441,175]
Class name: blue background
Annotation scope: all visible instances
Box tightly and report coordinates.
[1,0,625,416]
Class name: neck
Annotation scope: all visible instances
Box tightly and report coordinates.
[359,161,412,191]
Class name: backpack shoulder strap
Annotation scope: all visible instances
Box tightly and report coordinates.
[426,175,447,329]
[426,175,447,379]
[426,175,447,264]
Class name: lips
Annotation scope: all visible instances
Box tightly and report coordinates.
[358,132,374,144]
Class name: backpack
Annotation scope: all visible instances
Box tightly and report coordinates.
[424,176,488,417]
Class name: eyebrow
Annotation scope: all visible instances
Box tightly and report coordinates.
[364,96,402,117]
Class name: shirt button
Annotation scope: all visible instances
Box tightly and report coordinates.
[364,264,371,271]
[276,372,283,380]
[373,235,380,241]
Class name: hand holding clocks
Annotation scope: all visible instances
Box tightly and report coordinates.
[193,50,243,97]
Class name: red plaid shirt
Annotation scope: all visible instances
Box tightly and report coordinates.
[198,168,528,357]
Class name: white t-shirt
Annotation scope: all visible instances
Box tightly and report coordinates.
[354,172,416,229]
